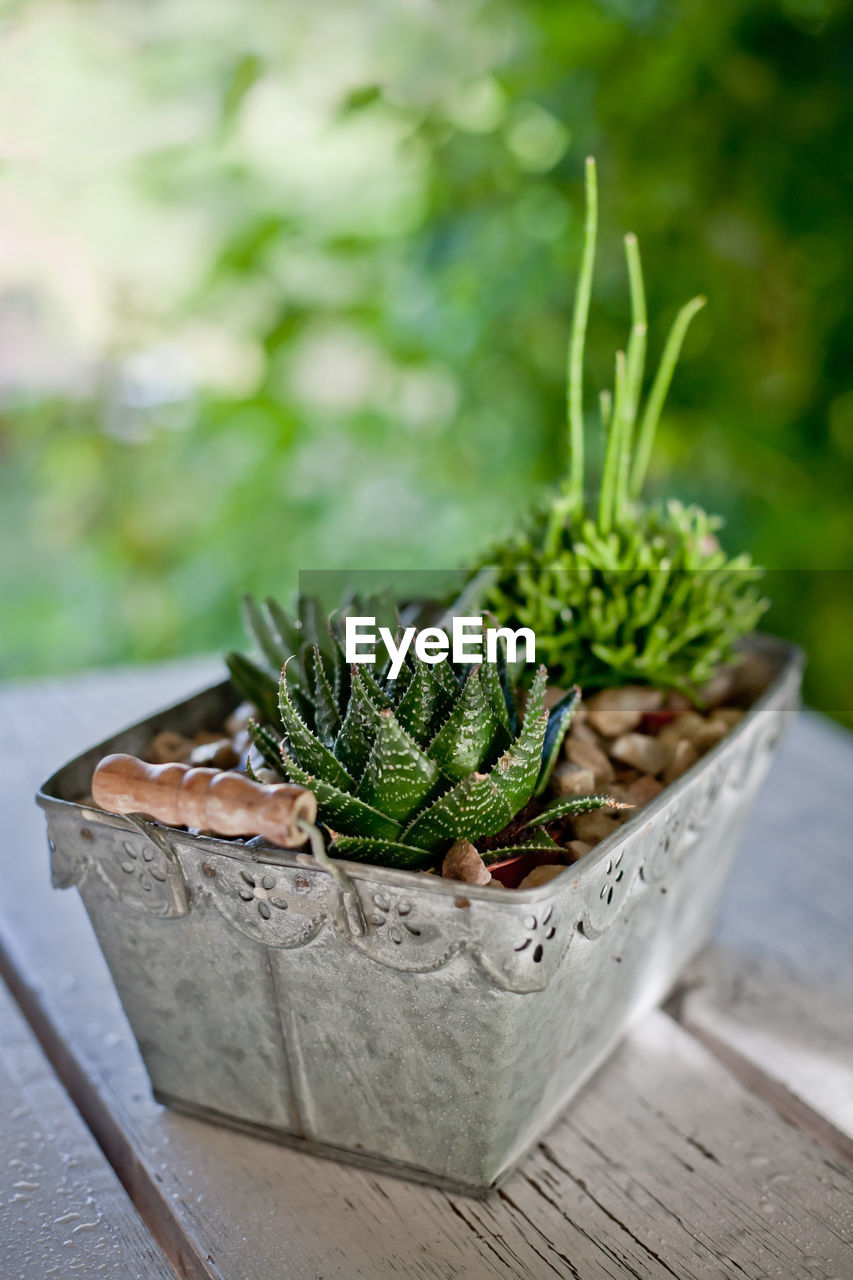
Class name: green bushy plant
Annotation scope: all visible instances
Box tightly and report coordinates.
[472,158,768,696]
[227,595,618,869]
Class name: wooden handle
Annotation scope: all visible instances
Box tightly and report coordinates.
[92,754,317,849]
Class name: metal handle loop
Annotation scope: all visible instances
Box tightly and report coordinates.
[297,819,366,939]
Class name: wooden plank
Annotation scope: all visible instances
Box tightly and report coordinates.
[0,976,174,1280]
[1,665,852,1279]
[673,710,853,1160]
[504,1013,853,1280]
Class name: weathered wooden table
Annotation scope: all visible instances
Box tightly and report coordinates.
[1,660,851,1279]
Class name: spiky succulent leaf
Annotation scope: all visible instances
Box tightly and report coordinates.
[327,625,350,709]
[479,648,511,733]
[279,670,355,793]
[330,836,433,869]
[401,667,548,851]
[522,794,627,827]
[241,595,287,673]
[264,595,302,656]
[394,660,447,744]
[281,751,401,840]
[493,636,518,736]
[225,652,279,726]
[385,652,413,705]
[427,667,503,780]
[333,667,385,778]
[480,834,564,863]
[246,720,287,778]
[312,647,341,747]
[356,710,441,823]
[243,753,266,784]
[399,771,510,852]
[357,664,394,711]
[534,685,581,797]
[297,595,327,660]
[430,653,462,700]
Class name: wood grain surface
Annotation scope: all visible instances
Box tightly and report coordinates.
[0,977,174,1279]
[674,711,853,1163]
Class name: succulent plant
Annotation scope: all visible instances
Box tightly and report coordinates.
[227,595,617,868]
[468,157,768,696]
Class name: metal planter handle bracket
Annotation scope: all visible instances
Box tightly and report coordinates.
[120,812,191,918]
[46,805,191,919]
[296,819,366,940]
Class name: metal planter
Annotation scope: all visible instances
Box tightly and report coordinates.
[38,636,802,1195]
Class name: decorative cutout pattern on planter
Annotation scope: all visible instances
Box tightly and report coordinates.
[195,850,329,948]
[369,892,421,942]
[47,816,189,918]
[513,904,556,964]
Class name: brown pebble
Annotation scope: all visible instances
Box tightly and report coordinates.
[519,864,565,890]
[567,840,593,861]
[586,685,663,737]
[148,731,193,764]
[663,739,700,784]
[568,717,601,746]
[573,811,622,845]
[551,762,597,797]
[189,738,240,769]
[623,774,664,807]
[610,732,670,776]
[693,718,730,753]
[714,707,745,729]
[659,711,707,747]
[194,730,225,746]
[442,838,491,885]
[226,701,258,736]
[566,737,614,785]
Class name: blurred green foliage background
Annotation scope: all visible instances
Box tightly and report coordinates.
[1,0,851,722]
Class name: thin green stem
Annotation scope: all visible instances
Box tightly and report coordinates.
[566,155,598,517]
[624,233,648,331]
[630,295,706,500]
[599,388,612,430]
[619,234,648,518]
[544,155,598,558]
[622,235,648,427]
[598,349,626,534]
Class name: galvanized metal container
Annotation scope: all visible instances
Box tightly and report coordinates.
[37,636,802,1194]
